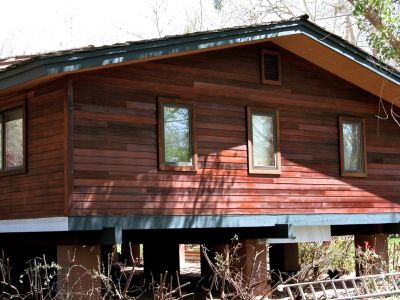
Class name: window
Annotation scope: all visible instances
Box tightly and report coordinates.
[339,116,367,177]
[247,107,280,174]
[0,104,25,173]
[261,50,282,85]
[158,98,197,172]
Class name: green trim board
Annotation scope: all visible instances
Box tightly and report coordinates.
[0,217,68,233]
[0,213,399,237]
[68,215,277,231]
[0,16,398,91]
[67,213,400,231]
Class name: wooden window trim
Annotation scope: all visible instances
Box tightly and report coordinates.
[339,116,367,177]
[247,107,281,175]
[157,97,197,172]
[261,49,282,86]
[0,100,26,177]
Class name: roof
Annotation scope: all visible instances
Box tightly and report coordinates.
[0,15,399,103]
[0,56,34,71]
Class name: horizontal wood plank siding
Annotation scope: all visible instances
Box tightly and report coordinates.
[70,44,400,216]
[0,80,66,219]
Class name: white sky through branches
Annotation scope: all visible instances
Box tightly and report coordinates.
[0,0,367,58]
[1,0,214,58]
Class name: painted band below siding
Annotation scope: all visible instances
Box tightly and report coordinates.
[0,213,399,233]
[67,213,400,231]
[0,217,68,232]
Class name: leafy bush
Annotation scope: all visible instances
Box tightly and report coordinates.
[298,236,355,278]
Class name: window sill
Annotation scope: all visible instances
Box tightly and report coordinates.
[248,167,281,175]
[159,165,197,172]
[341,171,367,178]
[0,166,26,177]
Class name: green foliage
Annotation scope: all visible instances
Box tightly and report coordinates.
[186,244,200,251]
[351,0,400,66]
[300,236,400,278]
[213,0,224,11]
[298,236,355,275]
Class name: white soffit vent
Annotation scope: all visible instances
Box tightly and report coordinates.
[267,225,331,244]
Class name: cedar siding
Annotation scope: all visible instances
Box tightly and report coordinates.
[0,80,66,219]
[70,44,400,216]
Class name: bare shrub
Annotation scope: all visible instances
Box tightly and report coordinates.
[355,240,389,276]
[0,244,146,300]
[389,235,400,272]
[201,235,272,300]
[21,255,60,299]
[150,271,193,300]
[0,243,196,300]
[0,250,19,298]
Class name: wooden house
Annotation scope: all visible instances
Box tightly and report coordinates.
[0,15,399,286]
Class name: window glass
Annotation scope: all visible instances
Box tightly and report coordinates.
[247,108,280,174]
[339,117,366,177]
[252,113,276,167]
[163,104,192,166]
[342,120,363,172]
[5,108,23,169]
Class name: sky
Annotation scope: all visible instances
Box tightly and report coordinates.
[0,0,369,59]
[0,0,220,58]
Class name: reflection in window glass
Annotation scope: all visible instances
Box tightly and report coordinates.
[163,104,192,166]
[342,121,363,172]
[5,108,23,169]
[252,113,276,167]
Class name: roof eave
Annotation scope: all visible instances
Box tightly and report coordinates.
[0,17,398,93]
[299,21,400,85]
[0,19,302,91]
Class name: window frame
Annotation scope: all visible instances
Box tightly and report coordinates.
[247,107,281,175]
[339,116,367,177]
[0,101,26,176]
[157,97,197,172]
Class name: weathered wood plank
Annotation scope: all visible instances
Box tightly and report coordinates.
[0,81,66,219]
